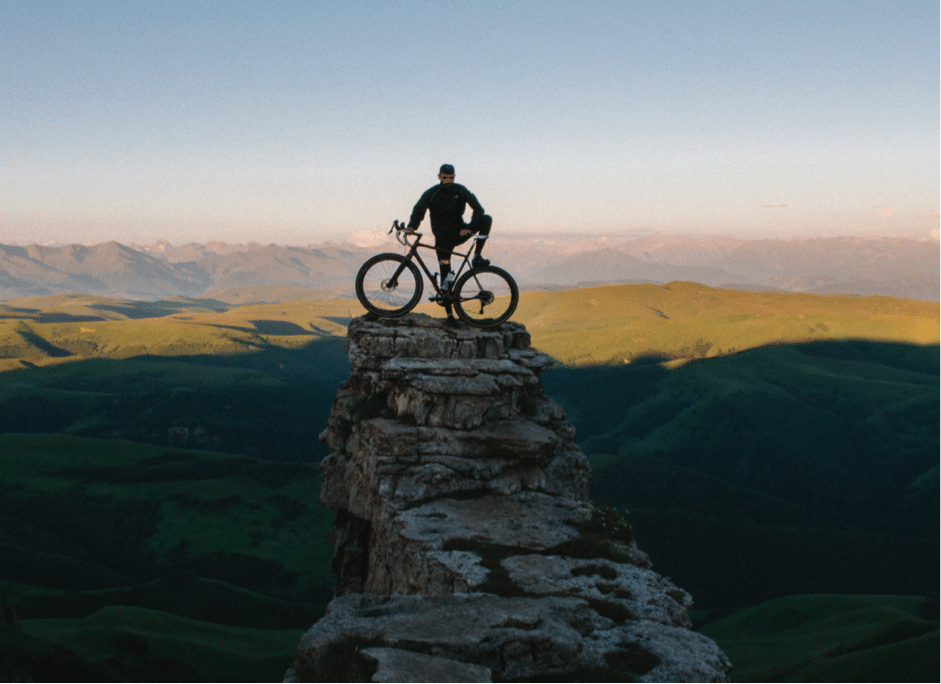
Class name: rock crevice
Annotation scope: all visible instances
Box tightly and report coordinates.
[288,314,731,682]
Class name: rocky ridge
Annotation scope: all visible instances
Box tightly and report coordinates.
[287,314,731,682]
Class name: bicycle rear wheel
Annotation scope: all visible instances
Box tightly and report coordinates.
[453,266,519,327]
[355,253,423,316]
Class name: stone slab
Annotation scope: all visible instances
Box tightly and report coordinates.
[502,554,693,626]
[398,491,589,550]
[293,593,594,681]
[361,647,492,683]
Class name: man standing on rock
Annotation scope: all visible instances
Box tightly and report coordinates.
[406,164,492,293]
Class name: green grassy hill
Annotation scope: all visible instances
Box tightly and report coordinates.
[3,282,936,371]
[0,293,356,369]
[0,434,334,618]
[0,294,355,461]
[515,281,938,365]
[584,450,936,611]
[552,340,937,529]
[699,594,939,682]
[1,283,938,681]
[4,605,303,682]
[2,283,935,464]
[0,434,334,680]
[553,340,939,609]
[0,343,348,461]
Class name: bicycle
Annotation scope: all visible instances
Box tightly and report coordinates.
[355,220,519,328]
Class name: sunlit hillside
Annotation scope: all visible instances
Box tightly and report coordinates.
[514,281,939,366]
[2,282,936,372]
[0,293,357,372]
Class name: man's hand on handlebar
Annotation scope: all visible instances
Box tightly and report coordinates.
[389,220,419,246]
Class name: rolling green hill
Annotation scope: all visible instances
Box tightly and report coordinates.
[0,293,356,370]
[4,605,304,682]
[1,283,938,681]
[1,284,935,465]
[0,435,334,621]
[0,294,355,461]
[699,594,938,682]
[0,434,334,680]
[0,342,349,462]
[550,340,939,609]
[551,340,937,530]
[3,282,937,371]
[515,281,938,365]
[583,449,937,611]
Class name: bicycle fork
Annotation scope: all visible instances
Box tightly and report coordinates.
[386,250,419,290]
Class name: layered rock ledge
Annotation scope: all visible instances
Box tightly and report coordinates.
[287,314,731,682]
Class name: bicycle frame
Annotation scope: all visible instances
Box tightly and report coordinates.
[389,224,479,303]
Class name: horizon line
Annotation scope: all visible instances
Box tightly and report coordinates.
[2,230,939,250]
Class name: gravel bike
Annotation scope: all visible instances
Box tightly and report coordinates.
[355,220,519,327]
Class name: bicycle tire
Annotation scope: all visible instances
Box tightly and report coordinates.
[453,266,519,327]
[355,253,423,316]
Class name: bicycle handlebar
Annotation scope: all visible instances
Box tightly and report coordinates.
[389,219,419,247]
[387,219,484,248]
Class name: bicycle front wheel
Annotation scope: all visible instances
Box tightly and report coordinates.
[355,253,423,316]
[453,266,519,327]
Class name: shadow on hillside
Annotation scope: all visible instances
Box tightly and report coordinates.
[0,308,108,324]
[0,298,233,322]
[199,320,321,336]
[249,319,315,336]
[0,335,351,462]
[16,330,74,357]
[91,299,230,319]
[0,461,332,628]
[543,338,940,611]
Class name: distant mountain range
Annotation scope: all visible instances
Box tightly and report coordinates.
[1,234,937,301]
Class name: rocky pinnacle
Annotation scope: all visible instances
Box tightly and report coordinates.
[287,314,731,682]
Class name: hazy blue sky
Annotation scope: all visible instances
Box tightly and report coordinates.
[2,0,938,245]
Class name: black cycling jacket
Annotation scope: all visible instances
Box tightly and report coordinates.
[407,183,485,236]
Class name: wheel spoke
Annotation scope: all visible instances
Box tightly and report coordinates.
[453,267,518,327]
[355,254,423,316]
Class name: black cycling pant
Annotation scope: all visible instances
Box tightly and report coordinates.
[433,214,492,265]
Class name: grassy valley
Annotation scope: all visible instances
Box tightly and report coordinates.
[699,594,938,682]
[1,282,937,681]
[1,295,353,679]
[6,605,305,682]
[0,435,333,681]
